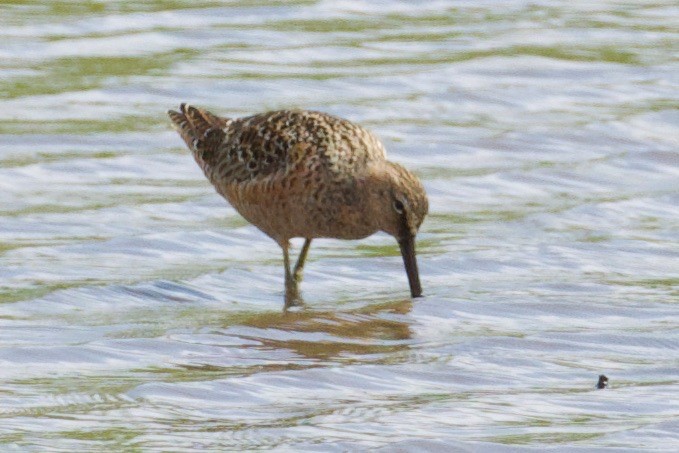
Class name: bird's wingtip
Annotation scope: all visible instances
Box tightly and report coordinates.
[167,103,189,115]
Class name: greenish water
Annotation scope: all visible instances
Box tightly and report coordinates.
[1,0,678,450]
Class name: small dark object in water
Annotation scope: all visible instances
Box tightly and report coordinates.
[596,374,608,389]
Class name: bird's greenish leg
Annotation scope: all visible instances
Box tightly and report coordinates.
[282,241,303,308]
[293,238,312,284]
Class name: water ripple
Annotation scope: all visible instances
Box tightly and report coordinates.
[1,0,678,450]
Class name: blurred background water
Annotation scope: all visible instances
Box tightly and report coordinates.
[0,0,678,450]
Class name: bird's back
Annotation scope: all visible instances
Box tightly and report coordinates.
[168,105,388,242]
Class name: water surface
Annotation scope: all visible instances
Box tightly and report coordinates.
[1,0,678,450]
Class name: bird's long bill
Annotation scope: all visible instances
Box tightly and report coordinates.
[398,235,422,298]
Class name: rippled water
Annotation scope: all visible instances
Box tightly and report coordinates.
[1,0,678,450]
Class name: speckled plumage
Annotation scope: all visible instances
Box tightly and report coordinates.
[168,104,428,306]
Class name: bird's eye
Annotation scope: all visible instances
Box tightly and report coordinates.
[393,200,405,213]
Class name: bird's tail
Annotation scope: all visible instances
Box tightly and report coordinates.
[167,104,228,166]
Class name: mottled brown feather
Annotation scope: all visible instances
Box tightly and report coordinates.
[168,105,426,245]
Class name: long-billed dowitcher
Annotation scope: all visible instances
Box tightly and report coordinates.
[168,104,428,306]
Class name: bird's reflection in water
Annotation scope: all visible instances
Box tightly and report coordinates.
[231,299,413,361]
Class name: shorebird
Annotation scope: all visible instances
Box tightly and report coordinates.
[168,104,428,306]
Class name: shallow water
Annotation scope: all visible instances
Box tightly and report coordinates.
[1,0,678,450]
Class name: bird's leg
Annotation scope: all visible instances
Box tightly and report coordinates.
[293,238,312,284]
[282,241,303,308]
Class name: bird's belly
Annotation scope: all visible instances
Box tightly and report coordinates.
[221,178,375,242]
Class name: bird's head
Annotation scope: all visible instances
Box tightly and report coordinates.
[365,161,428,297]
